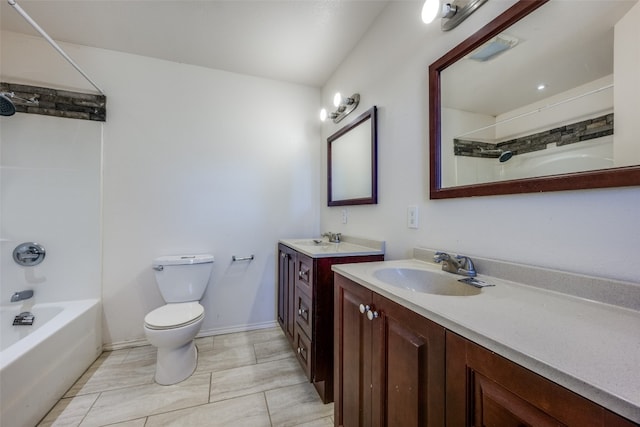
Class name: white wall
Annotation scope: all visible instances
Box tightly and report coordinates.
[1,31,321,347]
[614,1,640,166]
[320,1,640,283]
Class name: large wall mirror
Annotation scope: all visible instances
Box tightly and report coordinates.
[429,0,640,199]
[328,106,377,206]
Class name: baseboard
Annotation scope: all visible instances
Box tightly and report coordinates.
[197,320,278,338]
[103,337,149,352]
[102,320,279,352]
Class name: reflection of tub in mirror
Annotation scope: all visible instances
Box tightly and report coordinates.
[327,106,378,206]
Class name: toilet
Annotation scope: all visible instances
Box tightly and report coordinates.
[144,254,214,385]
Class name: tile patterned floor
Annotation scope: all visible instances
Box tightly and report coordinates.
[38,328,333,427]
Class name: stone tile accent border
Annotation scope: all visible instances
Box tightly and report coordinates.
[0,82,106,122]
[454,113,613,159]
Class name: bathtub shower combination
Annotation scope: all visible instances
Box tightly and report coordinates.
[0,299,101,427]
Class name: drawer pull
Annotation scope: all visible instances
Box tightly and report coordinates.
[298,308,308,316]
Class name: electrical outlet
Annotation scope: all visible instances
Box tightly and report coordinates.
[407,205,419,229]
[342,209,348,224]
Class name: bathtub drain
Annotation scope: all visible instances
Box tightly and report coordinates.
[13,312,35,326]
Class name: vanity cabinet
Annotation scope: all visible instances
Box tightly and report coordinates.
[446,332,638,427]
[277,243,383,404]
[334,274,446,427]
[334,274,638,427]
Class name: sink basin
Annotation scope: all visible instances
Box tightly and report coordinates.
[372,268,481,296]
[292,239,329,247]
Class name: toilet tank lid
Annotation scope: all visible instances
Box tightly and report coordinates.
[153,254,214,266]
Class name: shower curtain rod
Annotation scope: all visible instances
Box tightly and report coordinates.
[7,0,105,95]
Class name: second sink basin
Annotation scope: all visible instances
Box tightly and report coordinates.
[372,267,481,296]
[292,239,329,247]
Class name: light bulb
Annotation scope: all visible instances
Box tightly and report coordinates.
[422,0,440,24]
[320,108,328,121]
[333,92,342,108]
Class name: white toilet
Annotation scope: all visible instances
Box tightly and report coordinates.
[144,254,214,385]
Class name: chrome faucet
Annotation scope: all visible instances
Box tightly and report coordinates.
[10,290,34,303]
[321,232,342,243]
[434,252,477,277]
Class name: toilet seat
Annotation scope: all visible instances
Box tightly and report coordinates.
[144,302,204,330]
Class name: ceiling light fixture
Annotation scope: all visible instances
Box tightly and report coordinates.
[468,34,519,62]
[421,0,488,31]
[320,92,360,123]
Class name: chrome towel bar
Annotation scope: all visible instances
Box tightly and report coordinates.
[232,255,254,262]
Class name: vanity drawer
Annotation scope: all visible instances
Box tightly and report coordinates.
[295,329,312,380]
[295,253,314,297]
[295,286,313,338]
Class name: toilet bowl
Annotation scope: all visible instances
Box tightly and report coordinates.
[144,254,213,385]
[144,302,205,385]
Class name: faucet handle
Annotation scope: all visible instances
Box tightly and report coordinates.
[434,251,450,263]
[455,255,477,277]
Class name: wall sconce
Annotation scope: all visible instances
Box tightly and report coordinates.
[320,92,360,123]
[422,0,488,31]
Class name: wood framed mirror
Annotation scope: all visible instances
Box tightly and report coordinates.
[429,0,640,199]
[328,106,378,206]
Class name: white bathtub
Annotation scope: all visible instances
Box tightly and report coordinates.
[0,299,102,427]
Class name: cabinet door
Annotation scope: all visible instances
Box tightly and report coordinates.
[371,293,446,427]
[277,245,296,344]
[277,246,288,330]
[334,274,374,427]
[446,332,638,427]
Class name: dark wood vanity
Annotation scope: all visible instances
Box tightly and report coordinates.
[277,241,384,404]
[334,273,639,427]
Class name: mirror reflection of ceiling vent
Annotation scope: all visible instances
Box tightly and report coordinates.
[468,34,519,62]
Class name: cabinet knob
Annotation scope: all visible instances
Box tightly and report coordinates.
[367,310,379,321]
[359,304,370,314]
[298,308,307,316]
[281,253,287,259]
[297,347,301,354]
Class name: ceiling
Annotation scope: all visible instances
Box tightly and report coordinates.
[0,0,390,87]
[442,0,638,117]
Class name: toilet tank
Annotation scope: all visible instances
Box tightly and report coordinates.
[153,254,214,303]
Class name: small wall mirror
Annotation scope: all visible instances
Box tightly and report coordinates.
[429,0,640,199]
[328,106,378,206]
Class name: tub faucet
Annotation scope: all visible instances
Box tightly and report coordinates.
[434,252,477,277]
[10,290,34,303]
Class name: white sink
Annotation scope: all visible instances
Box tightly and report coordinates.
[372,267,481,296]
[292,239,329,247]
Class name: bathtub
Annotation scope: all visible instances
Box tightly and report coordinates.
[0,299,102,427]
[499,139,613,181]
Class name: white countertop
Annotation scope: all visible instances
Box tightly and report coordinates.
[332,258,640,423]
[280,236,384,259]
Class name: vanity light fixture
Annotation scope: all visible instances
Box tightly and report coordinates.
[422,0,488,31]
[320,92,360,123]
